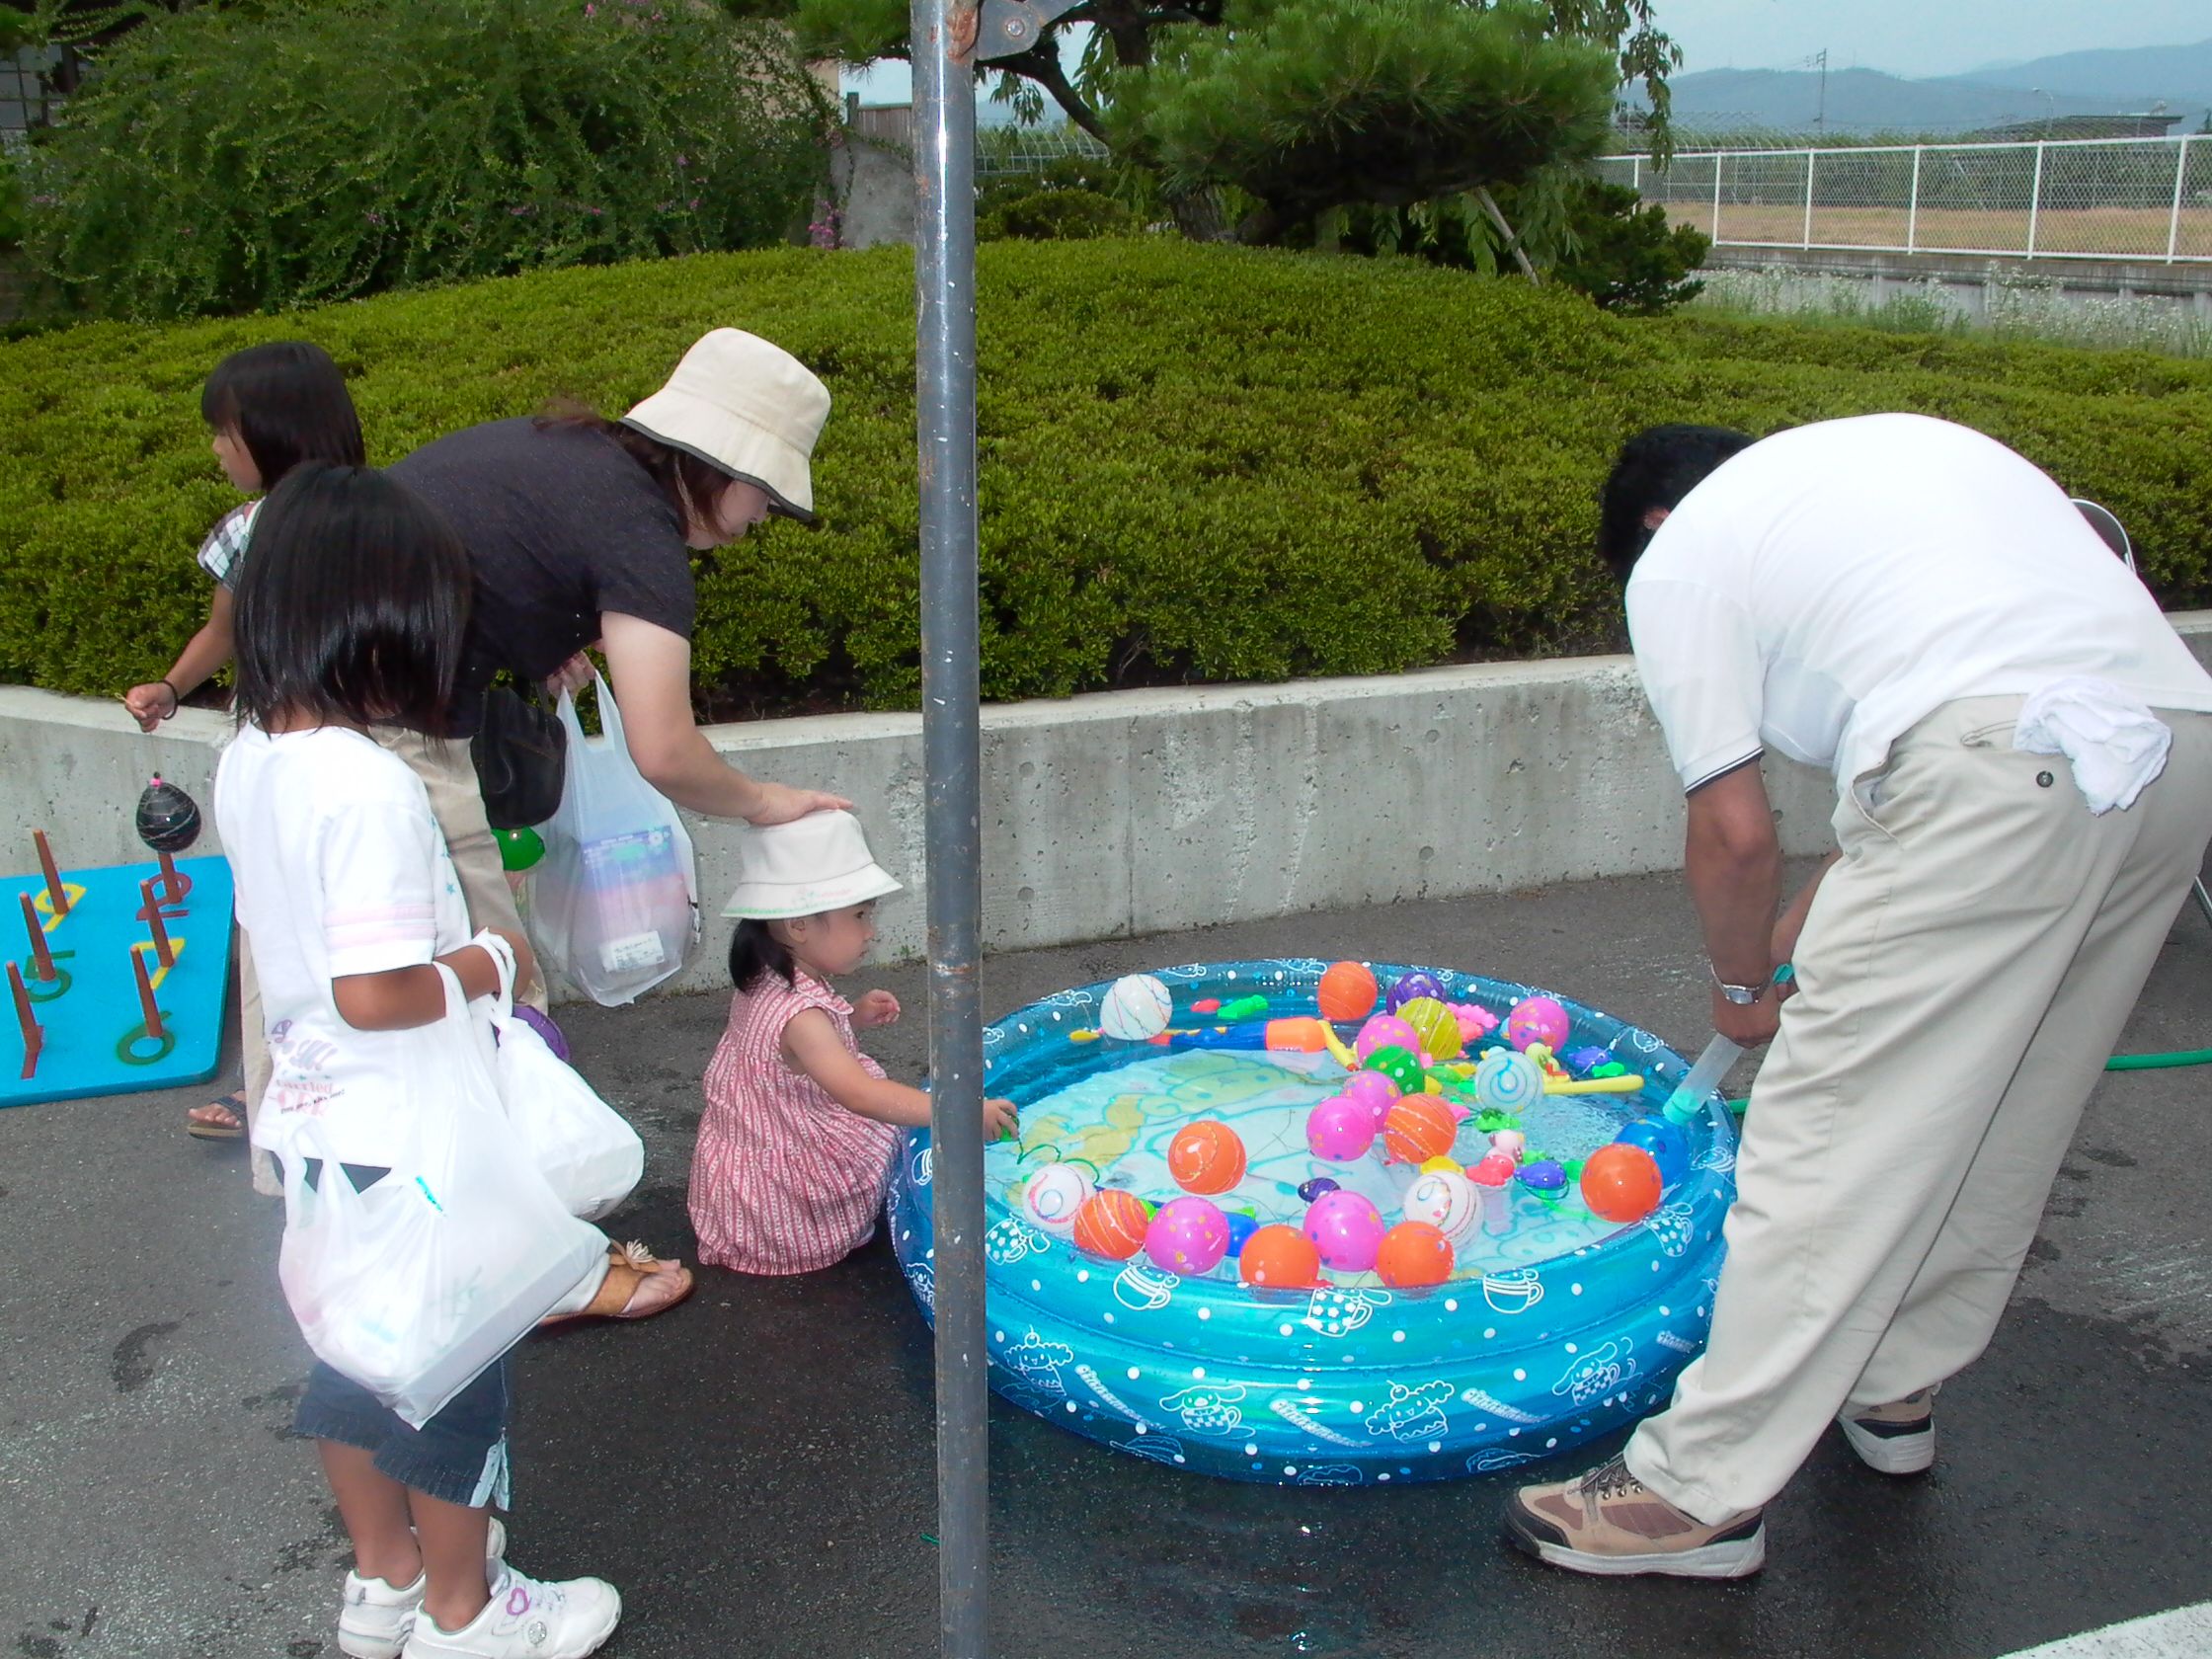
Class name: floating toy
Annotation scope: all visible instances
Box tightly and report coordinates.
[1168,1120,1247,1194]
[1305,1096,1377,1162]
[1453,1002,1501,1043]
[1580,1144,1664,1224]
[1472,1049,1544,1112]
[890,960,1735,1484]
[1386,971,1446,1013]
[1382,1094,1457,1164]
[1316,960,1379,1022]
[1147,1196,1232,1274]
[1354,1014,1420,1063]
[1239,1223,1322,1289]
[1376,1222,1456,1288]
[1021,1163,1095,1234]
[1505,994,1572,1053]
[1071,1189,1151,1258]
[1341,1069,1399,1126]
[1303,1188,1386,1273]
[1615,1119,1690,1189]
[1396,996,1463,1063]
[1099,974,1174,1042]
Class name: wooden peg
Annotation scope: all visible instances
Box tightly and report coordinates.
[19,893,55,983]
[33,830,68,917]
[139,878,176,968]
[130,945,165,1043]
[8,961,40,1079]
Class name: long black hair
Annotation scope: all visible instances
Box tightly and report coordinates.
[1596,424,1758,582]
[231,465,469,734]
[201,342,367,489]
[729,917,796,993]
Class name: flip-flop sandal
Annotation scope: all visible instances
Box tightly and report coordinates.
[538,1240,695,1328]
[187,1092,247,1141]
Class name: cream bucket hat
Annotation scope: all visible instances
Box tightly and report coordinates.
[621,328,830,522]
[722,810,903,919]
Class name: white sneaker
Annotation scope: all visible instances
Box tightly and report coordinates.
[337,1520,510,1659]
[401,1562,621,1659]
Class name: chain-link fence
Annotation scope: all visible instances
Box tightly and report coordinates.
[1600,135,2212,263]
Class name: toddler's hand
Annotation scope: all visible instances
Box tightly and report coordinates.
[984,1097,1019,1143]
[853,989,900,1028]
[122,683,176,732]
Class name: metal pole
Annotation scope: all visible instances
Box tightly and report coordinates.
[1907,146,1922,254]
[2168,135,2189,265]
[1802,149,1816,249]
[2026,140,2045,257]
[1711,151,1724,243]
[910,0,988,1649]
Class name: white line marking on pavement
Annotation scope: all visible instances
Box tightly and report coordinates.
[1996,1602,2212,1658]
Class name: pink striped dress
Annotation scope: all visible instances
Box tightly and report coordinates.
[689,971,902,1275]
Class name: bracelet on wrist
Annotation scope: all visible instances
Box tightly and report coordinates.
[158,678,182,715]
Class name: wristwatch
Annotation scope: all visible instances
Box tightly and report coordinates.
[1709,966,1765,1005]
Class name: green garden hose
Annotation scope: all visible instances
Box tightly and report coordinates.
[1720,1045,2212,1112]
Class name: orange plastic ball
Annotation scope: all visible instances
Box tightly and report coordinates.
[1238,1223,1323,1289]
[1167,1119,1249,1195]
[1383,1094,1458,1165]
[1317,960,1380,1023]
[1072,1189,1152,1259]
[1580,1144,1664,1224]
[1376,1221,1456,1288]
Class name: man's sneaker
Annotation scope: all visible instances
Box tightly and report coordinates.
[1505,1455,1766,1579]
[338,1520,510,1659]
[1840,1389,1936,1474]
[402,1563,621,1659]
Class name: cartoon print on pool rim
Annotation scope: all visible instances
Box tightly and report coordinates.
[1304,1285,1390,1338]
[1552,1337,1637,1406]
[1005,1327,1073,1396]
[1366,1380,1455,1442]
[1114,1260,1181,1310]
[985,1217,1048,1265]
[1159,1382,1247,1435]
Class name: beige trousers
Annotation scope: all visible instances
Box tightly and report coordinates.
[1626,697,2212,1523]
[239,727,544,1155]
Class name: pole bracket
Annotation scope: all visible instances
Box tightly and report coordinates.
[975,0,1084,61]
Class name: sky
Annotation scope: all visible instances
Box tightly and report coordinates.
[1613,0,2208,79]
[843,1,2210,107]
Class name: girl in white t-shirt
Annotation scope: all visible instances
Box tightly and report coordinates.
[215,464,627,1659]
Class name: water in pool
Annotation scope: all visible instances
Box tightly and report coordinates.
[988,1048,1641,1280]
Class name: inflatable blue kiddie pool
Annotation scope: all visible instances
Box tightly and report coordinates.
[890,960,1736,1486]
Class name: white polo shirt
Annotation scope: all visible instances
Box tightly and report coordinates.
[1624,414,2212,795]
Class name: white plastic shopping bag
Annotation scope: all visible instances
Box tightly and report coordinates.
[276,965,609,1427]
[531,672,700,1006]
[481,939,644,1222]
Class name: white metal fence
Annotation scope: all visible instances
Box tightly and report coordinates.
[1599,134,2212,264]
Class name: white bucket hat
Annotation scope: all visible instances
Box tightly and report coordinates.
[722,810,903,919]
[621,328,830,523]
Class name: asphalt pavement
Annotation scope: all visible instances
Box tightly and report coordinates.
[3,864,2207,1658]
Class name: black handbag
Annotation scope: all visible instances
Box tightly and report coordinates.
[470,684,568,830]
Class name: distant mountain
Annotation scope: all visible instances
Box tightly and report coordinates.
[1654,44,2212,137]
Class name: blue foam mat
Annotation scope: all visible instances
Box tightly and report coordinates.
[4,855,233,1108]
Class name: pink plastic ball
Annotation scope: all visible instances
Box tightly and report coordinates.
[1505,994,1571,1054]
[1145,1195,1231,1275]
[1303,1189,1386,1273]
[1468,1151,1518,1187]
[1488,1129,1527,1164]
[1341,1069,1401,1127]
[1355,1014,1421,1064]
[1305,1096,1378,1161]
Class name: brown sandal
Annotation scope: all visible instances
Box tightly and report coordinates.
[539,1240,694,1328]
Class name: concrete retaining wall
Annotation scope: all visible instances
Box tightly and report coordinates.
[9,614,2211,995]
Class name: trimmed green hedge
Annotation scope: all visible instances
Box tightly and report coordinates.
[3,239,2209,710]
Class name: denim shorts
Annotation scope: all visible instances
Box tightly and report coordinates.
[294,1355,512,1510]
